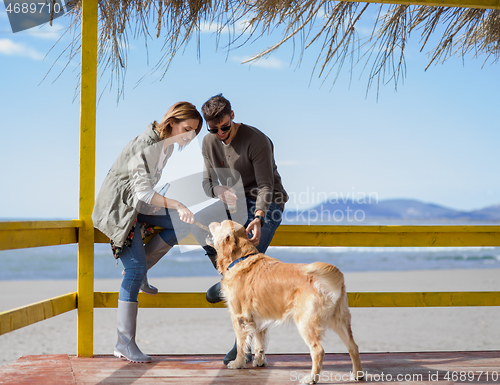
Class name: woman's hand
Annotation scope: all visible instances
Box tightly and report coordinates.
[151,193,194,223]
[175,203,195,224]
[213,185,237,205]
[245,218,261,246]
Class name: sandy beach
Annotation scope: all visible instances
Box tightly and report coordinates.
[1,268,499,367]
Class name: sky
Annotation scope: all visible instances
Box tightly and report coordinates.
[0,5,499,219]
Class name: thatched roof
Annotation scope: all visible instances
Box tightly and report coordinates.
[59,0,499,94]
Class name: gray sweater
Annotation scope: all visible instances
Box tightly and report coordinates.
[202,123,288,214]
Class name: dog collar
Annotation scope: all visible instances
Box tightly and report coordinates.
[227,252,258,271]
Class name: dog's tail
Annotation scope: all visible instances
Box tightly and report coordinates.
[302,262,345,303]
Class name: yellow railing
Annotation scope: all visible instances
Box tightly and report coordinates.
[0,292,77,336]
[0,220,82,250]
[2,221,500,352]
[3,222,500,251]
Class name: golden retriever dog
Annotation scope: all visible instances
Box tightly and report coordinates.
[208,220,364,384]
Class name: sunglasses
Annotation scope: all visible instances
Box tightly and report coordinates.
[207,120,232,134]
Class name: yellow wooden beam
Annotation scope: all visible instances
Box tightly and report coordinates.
[347,0,500,10]
[1,222,499,253]
[0,220,83,231]
[94,228,199,245]
[94,292,225,308]
[95,225,500,247]
[347,291,500,307]
[270,225,500,247]
[0,227,77,250]
[276,224,500,233]
[94,228,109,244]
[0,290,497,336]
[77,0,98,358]
[0,293,77,336]
[3,223,498,251]
[93,291,500,308]
[0,220,82,250]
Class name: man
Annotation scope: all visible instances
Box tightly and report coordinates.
[191,93,288,364]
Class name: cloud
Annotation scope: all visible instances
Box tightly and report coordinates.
[0,38,44,60]
[233,55,285,69]
[17,22,66,40]
[199,19,250,35]
[199,21,222,34]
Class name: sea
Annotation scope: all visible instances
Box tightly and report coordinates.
[1,243,500,281]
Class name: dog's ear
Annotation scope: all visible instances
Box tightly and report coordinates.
[231,221,244,233]
[224,232,236,250]
[216,231,238,271]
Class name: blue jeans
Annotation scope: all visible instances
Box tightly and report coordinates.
[245,200,283,254]
[137,210,191,247]
[191,198,283,260]
[118,210,191,302]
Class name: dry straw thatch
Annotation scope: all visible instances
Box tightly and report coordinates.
[57,0,499,95]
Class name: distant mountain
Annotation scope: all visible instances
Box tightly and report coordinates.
[282,199,500,224]
[468,204,500,221]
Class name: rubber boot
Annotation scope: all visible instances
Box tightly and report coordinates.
[140,234,172,295]
[114,300,152,363]
[206,281,223,303]
[223,339,253,365]
[204,246,218,270]
[140,274,158,295]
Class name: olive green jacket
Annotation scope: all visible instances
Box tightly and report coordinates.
[92,124,173,248]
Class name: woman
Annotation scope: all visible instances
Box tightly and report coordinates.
[92,102,203,363]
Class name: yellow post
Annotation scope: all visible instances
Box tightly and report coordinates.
[77,0,97,357]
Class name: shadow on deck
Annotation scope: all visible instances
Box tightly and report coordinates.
[0,351,499,384]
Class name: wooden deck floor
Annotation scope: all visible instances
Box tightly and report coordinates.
[0,351,499,384]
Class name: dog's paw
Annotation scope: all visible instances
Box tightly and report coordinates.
[252,356,267,367]
[300,373,321,384]
[227,360,245,369]
[301,377,317,385]
[351,371,365,381]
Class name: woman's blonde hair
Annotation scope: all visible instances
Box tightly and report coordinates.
[154,101,203,144]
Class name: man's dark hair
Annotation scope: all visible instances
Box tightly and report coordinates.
[201,93,232,124]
